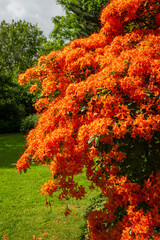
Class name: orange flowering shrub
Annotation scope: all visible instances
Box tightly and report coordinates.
[17,0,160,239]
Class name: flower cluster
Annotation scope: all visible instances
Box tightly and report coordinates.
[17,0,160,239]
[3,235,8,240]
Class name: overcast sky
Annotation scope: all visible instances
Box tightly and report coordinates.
[0,0,65,38]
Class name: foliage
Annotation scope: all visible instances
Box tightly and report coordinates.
[0,20,46,75]
[17,0,160,239]
[41,0,109,53]
[0,101,25,133]
[20,114,40,134]
[0,71,34,133]
[0,20,46,132]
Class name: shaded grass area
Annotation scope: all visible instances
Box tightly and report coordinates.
[0,133,26,168]
[0,134,99,240]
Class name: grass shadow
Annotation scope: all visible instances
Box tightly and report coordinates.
[0,134,26,168]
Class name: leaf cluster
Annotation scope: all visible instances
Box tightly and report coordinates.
[41,0,109,53]
[0,20,46,132]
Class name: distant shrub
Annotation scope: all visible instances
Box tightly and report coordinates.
[20,114,40,133]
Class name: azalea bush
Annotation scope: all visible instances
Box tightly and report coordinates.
[16,0,160,239]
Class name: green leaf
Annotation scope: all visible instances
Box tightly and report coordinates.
[95,136,100,147]
[80,106,86,113]
[123,60,130,66]
[54,173,59,179]
[88,135,95,144]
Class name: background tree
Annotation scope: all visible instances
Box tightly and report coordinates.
[0,20,46,74]
[0,20,47,133]
[41,0,109,53]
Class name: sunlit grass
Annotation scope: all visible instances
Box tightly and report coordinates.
[0,134,99,240]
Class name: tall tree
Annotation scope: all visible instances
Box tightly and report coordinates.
[0,20,47,133]
[0,20,46,76]
[41,0,109,53]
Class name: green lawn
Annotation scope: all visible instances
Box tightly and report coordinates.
[0,134,98,240]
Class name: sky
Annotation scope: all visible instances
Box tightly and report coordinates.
[0,0,65,38]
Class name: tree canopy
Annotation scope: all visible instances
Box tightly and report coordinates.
[17,0,160,239]
[0,20,46,75]
[0,20,46,132]
[41,0,109,53]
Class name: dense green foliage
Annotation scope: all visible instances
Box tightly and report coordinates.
[20,114,40,134]
[0,20,46,73]
[0,72,34,132]
[41,0,109,53]
[0,20,46,133]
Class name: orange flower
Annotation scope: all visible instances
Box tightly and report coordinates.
[41,180,57,197]
[43,232,48,237]
[29,83,37,93]
[64,205,72,216]
[3,235,8,240]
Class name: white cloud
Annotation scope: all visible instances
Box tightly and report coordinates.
[0,0,65,37]
[7,0,26,18]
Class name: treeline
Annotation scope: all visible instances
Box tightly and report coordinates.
[0,20,46,133]
[0,0,109,133]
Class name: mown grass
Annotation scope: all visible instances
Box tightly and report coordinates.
[0,134,99,240]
